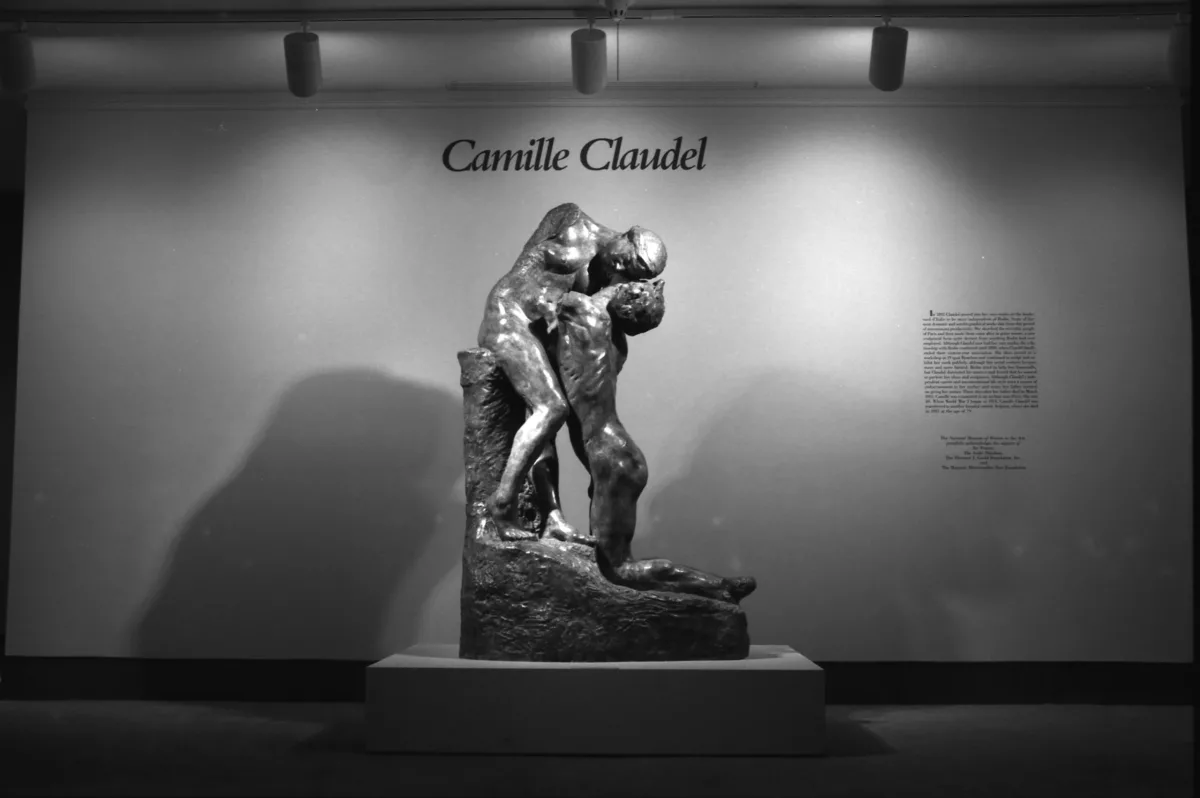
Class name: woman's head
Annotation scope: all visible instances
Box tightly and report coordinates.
[598,226,668,283]
[628,226,667,280]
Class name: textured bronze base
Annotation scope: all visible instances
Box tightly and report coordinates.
[460,511,749,661]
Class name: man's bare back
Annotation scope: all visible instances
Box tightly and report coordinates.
[554,282,756,605]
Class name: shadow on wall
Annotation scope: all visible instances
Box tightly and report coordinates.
[0,190,24,646]
[136,369,463,661]
[641,370,1022,661]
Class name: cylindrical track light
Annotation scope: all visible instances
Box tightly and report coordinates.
[869,20,909,92]
[572,27,607,96]
[284,22,321,98]
[0,29,35,93]
[1167,17,1190,92]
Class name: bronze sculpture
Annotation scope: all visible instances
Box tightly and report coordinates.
[476,203,665,546]
[459,203,755,661]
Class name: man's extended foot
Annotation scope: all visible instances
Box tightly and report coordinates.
[725,576,757,603]
[542,512,597,547]
[486,493,537,541]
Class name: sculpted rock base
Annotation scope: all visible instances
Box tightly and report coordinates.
[459,348,750,661]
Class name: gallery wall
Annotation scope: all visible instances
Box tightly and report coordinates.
[6,97,1191,662]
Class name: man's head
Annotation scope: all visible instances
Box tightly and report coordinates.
[598,226,668,283]
[607,279,666,336]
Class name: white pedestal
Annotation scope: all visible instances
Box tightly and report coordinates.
[366,643,825,756]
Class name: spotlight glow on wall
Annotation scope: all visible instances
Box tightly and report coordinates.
[284,21,321,98]
[0,27,35,93]
[869,18,909,92]
[572,25,607,95]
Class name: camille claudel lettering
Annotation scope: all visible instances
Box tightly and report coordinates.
[442,138,570,172]
[443,136,710,172]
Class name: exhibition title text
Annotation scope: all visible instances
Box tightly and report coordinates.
[442,136,709,173]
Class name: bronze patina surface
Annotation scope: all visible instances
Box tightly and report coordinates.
[460,204,755,661]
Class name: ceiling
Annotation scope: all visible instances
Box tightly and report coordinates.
[1,0,1184,96]
[0,0,1188,13]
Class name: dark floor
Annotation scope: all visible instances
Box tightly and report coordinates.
[0,702,1192,797]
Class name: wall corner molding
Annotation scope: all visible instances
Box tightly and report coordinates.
[0,656,1192,704]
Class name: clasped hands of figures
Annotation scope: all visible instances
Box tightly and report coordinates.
[476,204,755,605]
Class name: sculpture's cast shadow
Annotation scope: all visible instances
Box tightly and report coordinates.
[642,370,1022,661]
[135,369,463,661]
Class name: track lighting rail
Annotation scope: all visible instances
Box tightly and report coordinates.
[0,4,1189,26]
